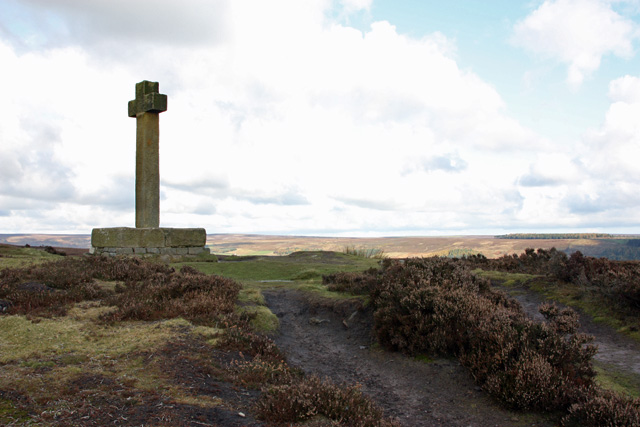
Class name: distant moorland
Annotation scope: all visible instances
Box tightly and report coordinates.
[2,233,640,260]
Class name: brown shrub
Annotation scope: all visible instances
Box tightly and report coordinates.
[101,271,241,326]
[256,375,400,427]
[370,257,597,412]
[0,258,110,317]
[229,357,298,388]
[0,256,237,321]
[322,269,378,295]
[83,255,175,283]
[562,388,640,426]
[218,326,287,362]
[463,247,640,315]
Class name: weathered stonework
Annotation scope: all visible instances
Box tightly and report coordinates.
[129,80,167,229]
[90,227,209,257]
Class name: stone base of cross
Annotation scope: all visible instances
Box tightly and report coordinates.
[90,227,208,256]
[90,81,209,258]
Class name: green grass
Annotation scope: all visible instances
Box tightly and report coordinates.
[594,361,640,397]
[414,354,436,364]
[172,251,380,281]
[0,398,30,425]
[472,269,540,287]
[184,251,379,333]
[250,280,367,301]
[238,305,280,333]
[342,245,387,259]
[238,286,267,305]
[0,308,201,364]
[0,244,63,268]
[0,301,224,422]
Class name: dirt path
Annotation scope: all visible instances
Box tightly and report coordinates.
[503,286,640,376]
[263,289,552,427]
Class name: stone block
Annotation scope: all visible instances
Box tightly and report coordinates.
[164,228,206,247]
[91,227,207,257]
[91,227,165,248]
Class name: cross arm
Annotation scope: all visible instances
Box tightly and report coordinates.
[128,80,167,117]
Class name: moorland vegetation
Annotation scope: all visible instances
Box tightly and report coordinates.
[1,244,640,425]
[0,249,397,426]
[324,251,640,426]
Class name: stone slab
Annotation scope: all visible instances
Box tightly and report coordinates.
[92,227,164,248]
[165,228,207,247]
[91,227,206,249]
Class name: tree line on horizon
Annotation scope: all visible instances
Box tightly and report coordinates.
[496,233,614,240]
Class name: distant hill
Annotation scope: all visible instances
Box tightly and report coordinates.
[204,234,640,260]
[3,233,640,260]
[0,234,91,248]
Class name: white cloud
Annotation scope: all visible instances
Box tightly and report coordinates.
[0,0,599,235]
[518,153,582,187]
[608,74,640,102]
[341,0,372,12]
[513,0,638,86]
[579,75,640,180]
[4,0,230,50]
[540,74,640,223]
[510,72,640,230]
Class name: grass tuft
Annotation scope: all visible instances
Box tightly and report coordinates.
[343,245,387,259]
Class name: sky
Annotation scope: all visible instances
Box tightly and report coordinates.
[1,0,640,237]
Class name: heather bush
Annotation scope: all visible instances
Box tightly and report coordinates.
[563,254,640,312]
[219,325,287,362]
[562,388,640,426]
[84,255,176,283]
[0,258,94,289]
[220,325,398,425]
[0,258,109,316]
[371,258,494,355]
[102,270,241,326]
[219,326,302,392]
[229,357,297,388]
[464,247,640,316]
[256,375,400,427]
[0,255,242,323]
[370,258,597,411]
[322,269,378,295]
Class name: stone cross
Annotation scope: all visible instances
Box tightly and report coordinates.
[128,81,167,228]
[90,81,207,257]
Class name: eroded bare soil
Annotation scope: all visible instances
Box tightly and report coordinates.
[264,289,554,427]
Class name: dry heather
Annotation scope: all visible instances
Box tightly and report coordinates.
[324,256,640,426]
[0,255,398,426]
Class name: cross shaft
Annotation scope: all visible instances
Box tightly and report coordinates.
[129,81,167,228]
